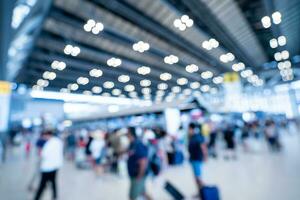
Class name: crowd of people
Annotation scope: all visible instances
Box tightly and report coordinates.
[2,115,297,200]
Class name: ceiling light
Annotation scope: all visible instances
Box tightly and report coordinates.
[103,81,114,89]
[132,41,150,53]
[185,64,199,73]
[142,87,151,94]
[202,41,212,50]
[77,77,89,85]
[37,79,49,87]
[83,19,104,34]
[209,38,219,48]
[213,76,223,84]
[107,57,122,67]
[278,36,286,46]
[190,81,200,89]
[112,89,121,96]
[232,62,245,72]
[171,86,181,93]
[226,53,235,61]
[92,86,102,94]
[269,38,278,48]
[156,90,165,96]
[118,75,130,83]
[160,72,172,81]
[83,90,92,95]
[157,83,168,90]
[124,84,135,92]
[68,83,78,91]
[51,60,66,71]
[183,88,192,95]
[164,55,179,65]
[174,15,193,31]
[201,71,213,79]
[281,50,289,60]
[89,69,103,77]
[177,77,188,85]
[43,71,56,80]
[60,88,69,93]
[272,11,282,24]
[201,85,210,92]
[129,91,137,98]
[137,66,151,75]
[240,69,253,78]
[140,79,151,87]
[102,92,111,97]
[261,16,271,28]
[274,52,282,61]
[64,44,80,56]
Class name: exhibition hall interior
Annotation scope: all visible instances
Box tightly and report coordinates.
[1,0,300,200]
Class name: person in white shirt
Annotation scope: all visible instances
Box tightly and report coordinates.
[34,130,63,200]
[89,131,105,176]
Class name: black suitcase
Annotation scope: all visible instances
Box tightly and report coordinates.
[164,181,185,200]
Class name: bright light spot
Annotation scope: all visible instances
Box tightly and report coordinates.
[157,83,168,90]
[185,64,199,73]
[261,16,271,28]
[164,55,179,65]
[89,69,103,77]
[137,66,151,75]
[177,77,188,85]
[107,57,122,67]
[213,76,223,84]
[124,84,135,92]
[190,81,200,89]
[140,79,151,87]
[201,71,213,79]
[118,75,130,83]
[160,72,172,81]
[92,86,102,94]
[103,81,114,89]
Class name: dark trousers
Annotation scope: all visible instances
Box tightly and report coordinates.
[34,170,57,200]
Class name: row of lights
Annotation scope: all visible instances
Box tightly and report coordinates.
[274,50,289,61]
[261,11,282,28]
[269,36,286,48]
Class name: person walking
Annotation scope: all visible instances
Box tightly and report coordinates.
[34,130,63,200]
[188,123,208,195]
[127,127,152,200]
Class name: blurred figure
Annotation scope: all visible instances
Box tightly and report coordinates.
[65,132,76,161]
[223,125,236,160]
[90,131,106,176]
[188,123,208,195]
[208,124,218,158]
[127,127,151,200]
[28,132,47,191]
[265,120,281,152]
[241,123,250,152]
[34,130,63,200]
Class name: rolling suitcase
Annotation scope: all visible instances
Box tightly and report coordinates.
[200,186,220,200]
[164,181,184,200]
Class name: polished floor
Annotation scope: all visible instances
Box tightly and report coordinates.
[1,132,300,200]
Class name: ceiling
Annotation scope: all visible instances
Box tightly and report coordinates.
[10,0,300,102]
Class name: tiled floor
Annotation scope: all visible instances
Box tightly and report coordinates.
[1,133,300,200]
